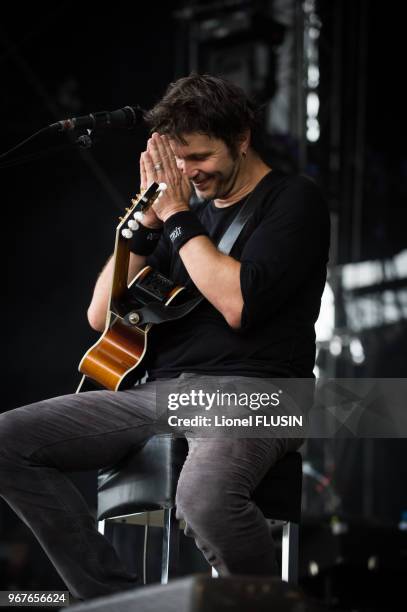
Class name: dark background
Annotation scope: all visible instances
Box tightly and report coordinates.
[1,1,406,609]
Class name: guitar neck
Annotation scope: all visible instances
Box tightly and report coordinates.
[106,182,160,321]
[110,230,130,302]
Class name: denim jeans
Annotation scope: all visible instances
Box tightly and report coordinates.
[0,374,302,600]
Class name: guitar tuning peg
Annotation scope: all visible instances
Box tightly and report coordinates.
[121,228,133,239]
[125,207,131,212]
[128,220,139,230]
[119,216,124,222]
[133,211,143,222]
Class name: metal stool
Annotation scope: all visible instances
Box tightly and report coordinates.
[97,435,302,585]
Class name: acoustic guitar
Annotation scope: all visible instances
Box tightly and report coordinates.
[77,182,186,392]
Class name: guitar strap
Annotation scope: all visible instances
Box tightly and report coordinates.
[129,171,275,326]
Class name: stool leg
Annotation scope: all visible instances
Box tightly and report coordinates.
[161,507,180,584]
[281,522,299,584]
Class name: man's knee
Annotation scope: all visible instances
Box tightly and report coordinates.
[176,473,247,532]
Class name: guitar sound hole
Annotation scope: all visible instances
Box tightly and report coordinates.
[138,271,175,301]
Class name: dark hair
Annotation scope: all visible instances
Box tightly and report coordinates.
[145,73,263,155]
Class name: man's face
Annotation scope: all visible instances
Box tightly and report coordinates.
[168,133,241,200]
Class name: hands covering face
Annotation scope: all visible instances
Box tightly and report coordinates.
[140,132,191,223]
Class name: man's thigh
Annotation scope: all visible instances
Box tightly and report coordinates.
[179,436,301,496]
[0,383,160,471]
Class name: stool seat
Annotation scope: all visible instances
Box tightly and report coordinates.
[98,436,188,520]
[97,434,302,584]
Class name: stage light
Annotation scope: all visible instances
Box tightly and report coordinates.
[309,561,319,576]
[329,336,343,357]
[349,337,365,364]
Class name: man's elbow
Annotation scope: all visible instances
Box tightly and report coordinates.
[227,316,241,330]
[222,291,244,329]
[87,307,105,332]
[224,306,242,330]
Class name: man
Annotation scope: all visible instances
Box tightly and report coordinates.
[0,74,330,600]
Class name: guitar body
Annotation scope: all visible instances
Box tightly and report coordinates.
[78,317,148,391]
[78,264,185,391]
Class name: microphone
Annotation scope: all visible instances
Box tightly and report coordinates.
[49,105,144,133]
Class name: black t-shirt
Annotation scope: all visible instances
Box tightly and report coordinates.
[142,170,330,379]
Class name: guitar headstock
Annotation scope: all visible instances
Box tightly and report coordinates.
[118,182,162,239]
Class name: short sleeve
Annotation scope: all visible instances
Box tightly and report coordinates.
[239,176,330,329]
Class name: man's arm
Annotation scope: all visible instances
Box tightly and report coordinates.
[178,236,243,329]
[87,252,147,331]
[165,176,330,332]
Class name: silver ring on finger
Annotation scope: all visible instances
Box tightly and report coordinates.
[154,162,163,171]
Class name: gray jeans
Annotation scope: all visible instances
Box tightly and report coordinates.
[0,374,302,600]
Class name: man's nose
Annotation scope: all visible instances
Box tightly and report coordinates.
[177,159,198,178]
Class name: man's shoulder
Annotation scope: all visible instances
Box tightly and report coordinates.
[260,170,323,195]
[257,171,328,218]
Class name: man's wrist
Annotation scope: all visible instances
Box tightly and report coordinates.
[141,220,163,230]
[129,222,163,256]
[160,206,190,223]
[164,210,208,252]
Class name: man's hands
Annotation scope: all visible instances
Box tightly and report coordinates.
[140,132,191,225]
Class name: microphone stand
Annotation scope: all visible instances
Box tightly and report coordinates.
[0,126,98,170]
[0,123,128,215]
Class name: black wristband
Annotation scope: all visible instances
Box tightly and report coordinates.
[129,222,163,256]
[164,211,208,252]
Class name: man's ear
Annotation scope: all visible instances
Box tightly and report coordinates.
[239,129,251,155]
